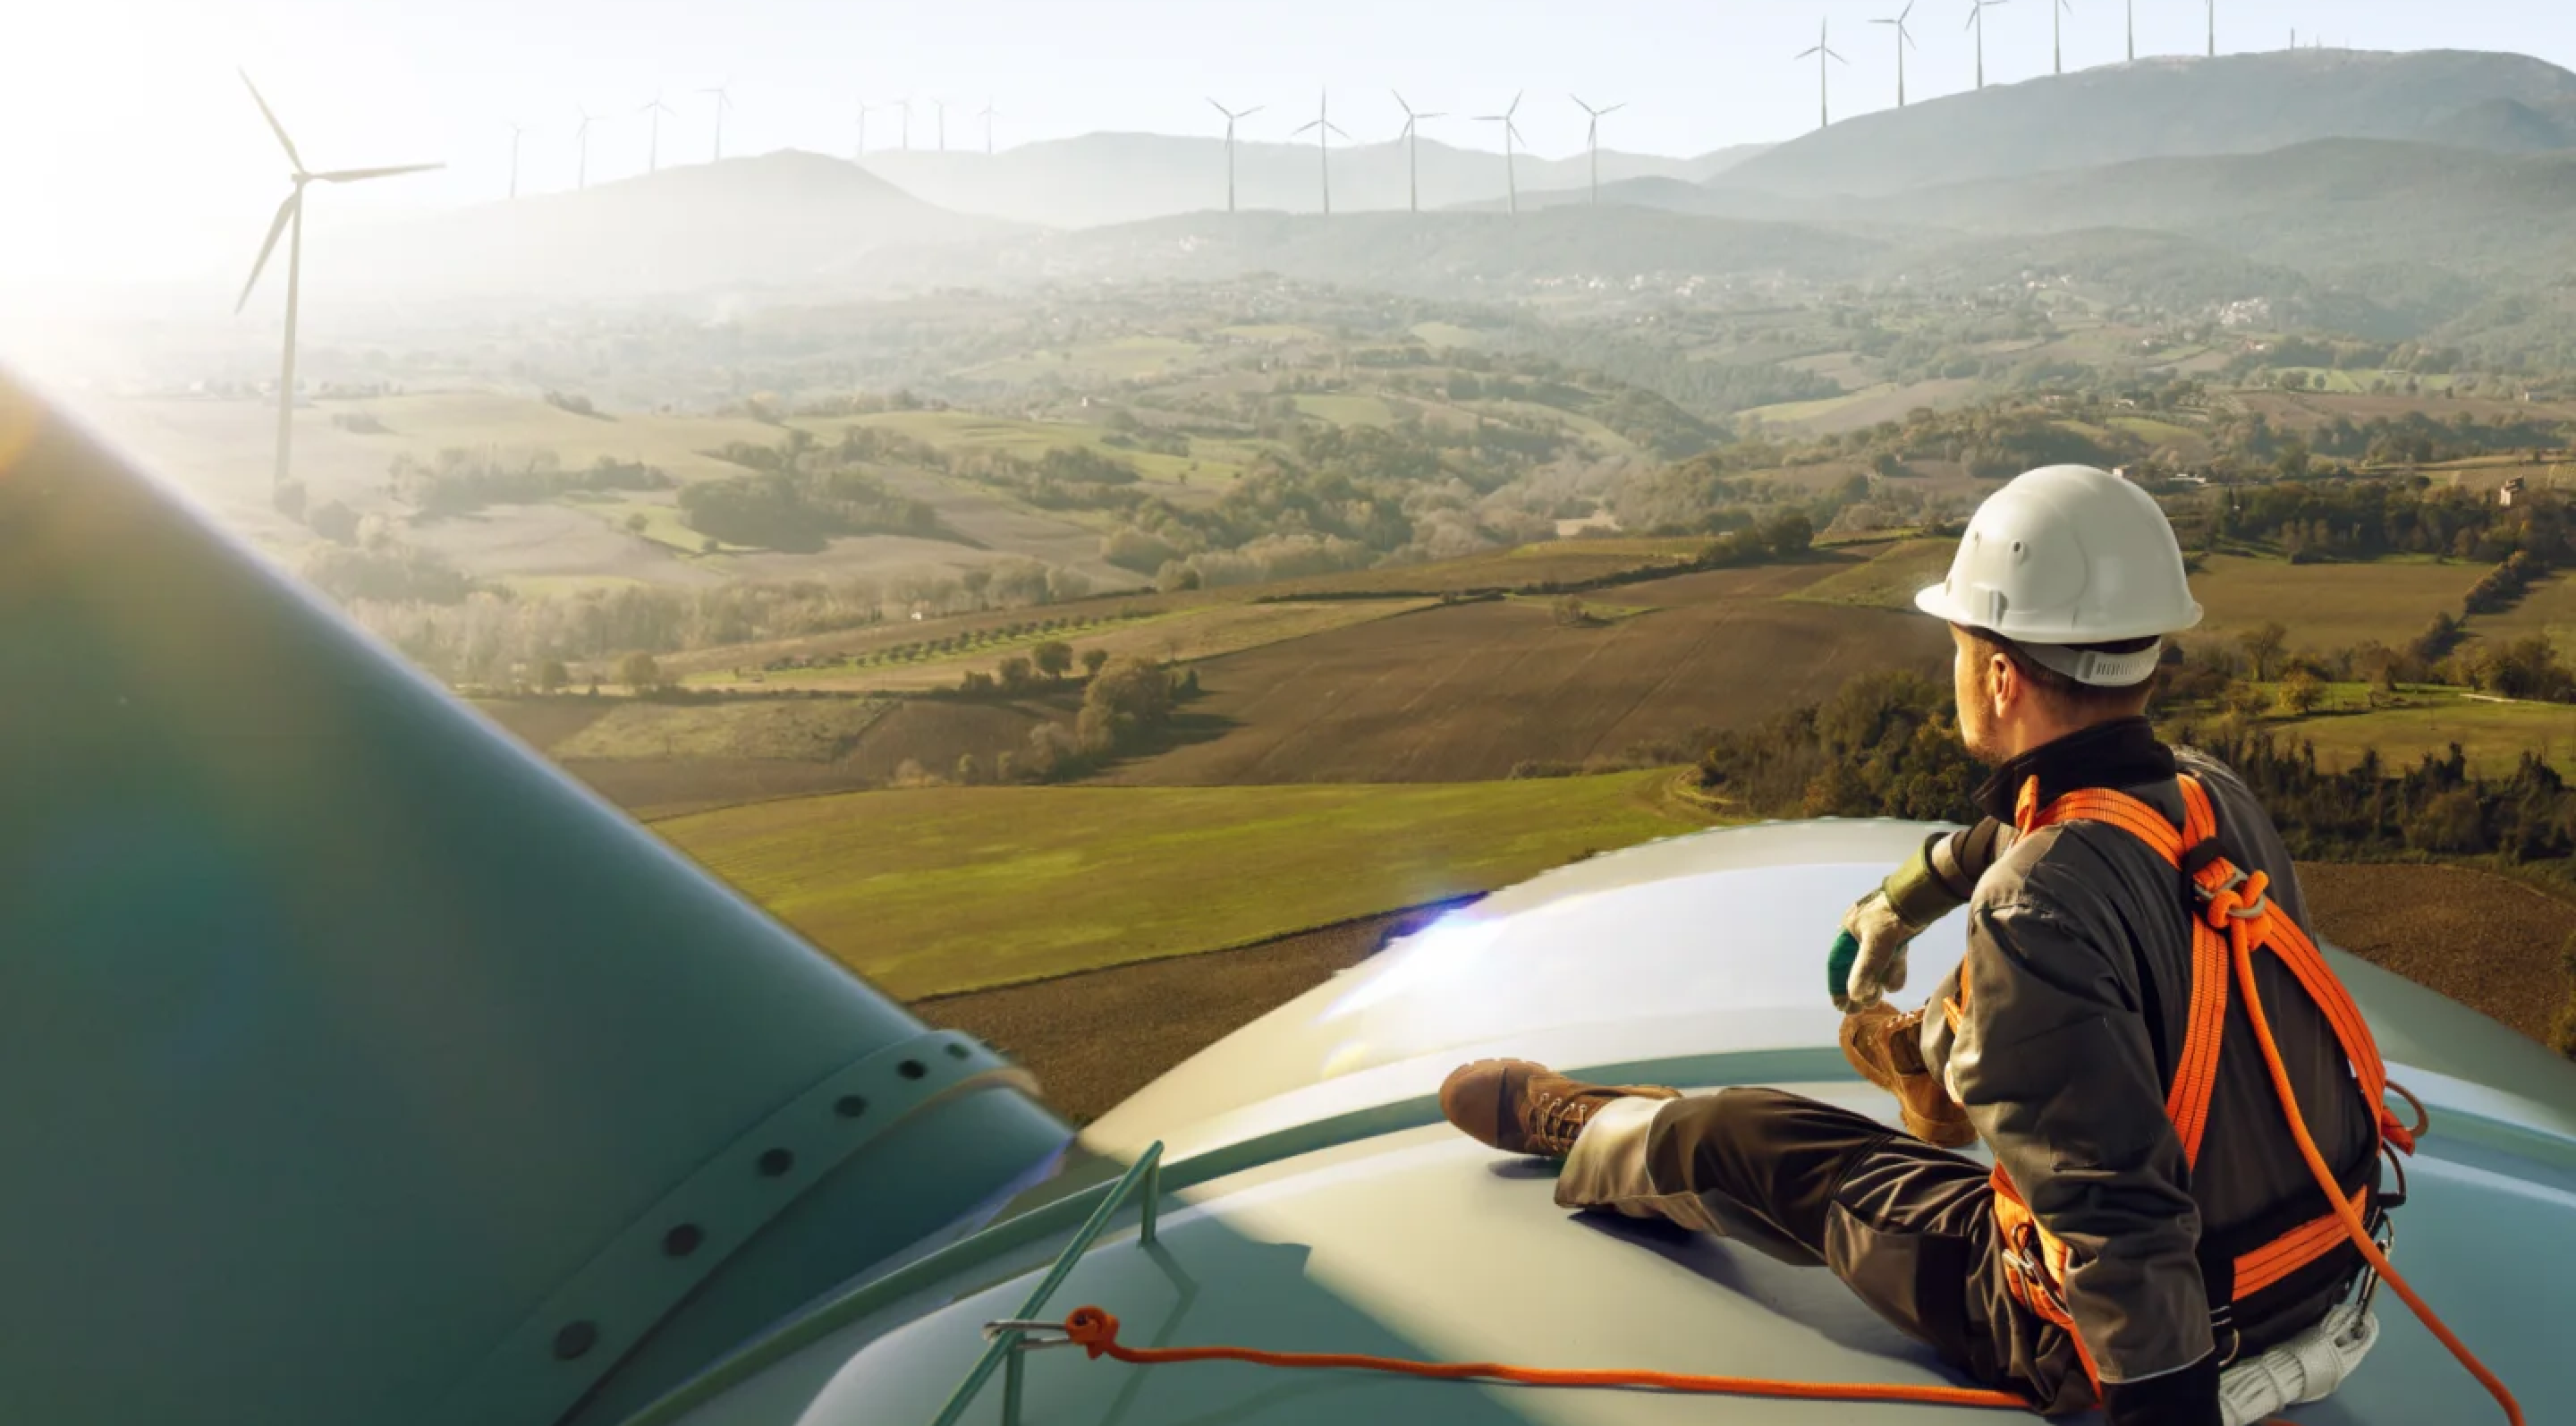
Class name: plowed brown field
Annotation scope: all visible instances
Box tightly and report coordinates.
[1109,564,1948,785]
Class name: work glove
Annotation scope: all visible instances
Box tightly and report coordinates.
[1828,836,1970,1013]
[1830,889,1916,1013]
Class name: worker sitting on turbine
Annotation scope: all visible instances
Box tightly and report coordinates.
[1440,465,2400,1426]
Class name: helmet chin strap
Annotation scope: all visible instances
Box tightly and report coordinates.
[2014,639,2163,689]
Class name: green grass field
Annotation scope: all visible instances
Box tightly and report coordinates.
[2191,554,2475,648]
[2110,416,2201,446]
[2269,693,2576,777]
[954,336,1204,382]
[550,699,896,760]
[1789,539,1955,610]
[311,392,788,480]
[1410,321,1485,349]
[1293,394,1398,427]
[654,772,1704,997]
[806,411,1234,485]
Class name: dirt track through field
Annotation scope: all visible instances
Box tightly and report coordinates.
[1110,564,1949,785]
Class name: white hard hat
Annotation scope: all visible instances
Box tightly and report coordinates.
[1913,464,2203,687]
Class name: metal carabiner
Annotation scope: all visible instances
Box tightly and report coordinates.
[2351,1214,2398,1319]
[981,1319,1082,1350]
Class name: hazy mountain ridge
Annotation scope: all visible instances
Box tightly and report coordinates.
[857,133,1773,227]
[322,150,1010,300]
[1718,48,2576,197]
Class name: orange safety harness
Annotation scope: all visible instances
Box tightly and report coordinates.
[1017,773,2521,1425]
[1978,772,2518,1422]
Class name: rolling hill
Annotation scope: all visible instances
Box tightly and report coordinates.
[857,134,1772,227]
[885,205,1894,299]
[1717,48,2576,198]
[324,150,1007,300]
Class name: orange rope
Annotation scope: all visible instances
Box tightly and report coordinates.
[1055,1305,2037,1409]
[2224,917,2525,1426]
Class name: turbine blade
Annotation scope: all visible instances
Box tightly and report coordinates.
[1393,89,1411,115]
[1292,120,1320,134]
[1604,102,1626,115]
[1829,47,1849,63]
[1901,0,1915,18]
[235,191,297,314]
[1796,45,1822,58]
[1208,98,1229,119]
[238,70,305,172]
[1908,29,1920,47]
[1326,122,1351,139]
[315,162,445,183]
[1508,89,1523,116]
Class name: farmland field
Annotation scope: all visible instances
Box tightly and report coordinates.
[2190,554,2475,648]
[1790,539,1956,610]
[1253,538,1719,597]
[688,598,1437,692]
[2470,572,2576,649]
[2271,694,2576,777]
[654,771,1704,998]
[1293,394,1397,427]
[1111,566,1949,785]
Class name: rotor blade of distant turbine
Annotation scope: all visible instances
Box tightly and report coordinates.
[314,162,445,183]
[1572,93,1595,113]
[1292,120,1321,135]
[1827,47,1849,63]
[1326,122,1351,139]
[1901,0,1915,19]
[1508,89,1523,116]
[238,70,306,172]
[235,191,298,314]
[1602,102,1626,115]
[1796,45,1823,58]
[1393,89,1411,115]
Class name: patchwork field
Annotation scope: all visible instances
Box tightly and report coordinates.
[653,771,1705,998]
[687,598,1437,692]
[2272,694,2576,777]
[1110,567,1950,785]
[2191,554,2477,648]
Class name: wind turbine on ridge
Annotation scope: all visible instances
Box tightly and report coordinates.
[2054,0,2075,74]
[2205,0,2217,57]
[1966,0,2009,89]
[1473,92,1526,216]
[979,98,998,155]
[1571,94,1624,205]
[1393,93,1444,214]
[701,83,733,160]
[573,103,597,189]
[504,120,525,199]
[640,92,676,173]
[1794,19,1848,131]
[934,98,948,152]
[856,98,876,157]
[898,96,913,150]
[1208,98,1261,213]
[232,70,442,499]
[1873,3,1919,107]
[1290,89,1351,216]
[2126,0,2136,61]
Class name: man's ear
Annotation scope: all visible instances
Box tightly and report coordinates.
[1986,649,2017,719]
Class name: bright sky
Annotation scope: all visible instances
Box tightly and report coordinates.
[4,0,2571,291]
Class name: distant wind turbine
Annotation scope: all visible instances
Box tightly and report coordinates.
[934,98,948,152]
[1473,92,1526,215]
[1208,98,1261,213]
[979,98,997,155]
[898,96,912,150]
[2127,0,2136,60]
[573,103,597,189]
[1571,95,1625,205]
[2054,0,2075,74]
[232,70,442,498]
[1290,89,1351,216]
[856,98,876,157]
[1966,0,2009,89]
[1795,19,1849,131]
[1392,92,1444,214]
[2206,0,2216,57]
[640,92,675,173]
[1874,3,1919,106]
[504,120,525,199]
[700,83,733,160]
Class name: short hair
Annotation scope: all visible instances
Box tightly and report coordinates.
[1962,627,2158,720]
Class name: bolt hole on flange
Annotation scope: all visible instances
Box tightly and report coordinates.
[552,1321,598,1361]
[835,1093,869,1118]
[662,1224,704,1258]
[898,1059,928,1080]
[945,1041,970,1059]
[757,1147,794,1177]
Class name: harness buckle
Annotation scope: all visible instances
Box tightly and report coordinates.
[981,1319,1081,1350]
[2191,867,2271,921]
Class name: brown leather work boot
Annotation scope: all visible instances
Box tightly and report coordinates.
[1439,1059,1682,1158]
[1841,1004,1978,1149]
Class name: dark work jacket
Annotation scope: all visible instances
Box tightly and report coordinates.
[1914,719,2377,1405]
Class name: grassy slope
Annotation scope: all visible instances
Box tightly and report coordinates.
[2269,690,2576,777]
[655,771,1702,998]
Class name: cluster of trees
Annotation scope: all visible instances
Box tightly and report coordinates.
[1699,512,1815,567]
[1694,668,2576,879]
[2465,551,2551,616]
[953,641,1098,696]
[301,539,477,606]
[387,449,671,517]
[983,658,1196,784]
[678,432,953,552]
[2207,480,2569,566]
